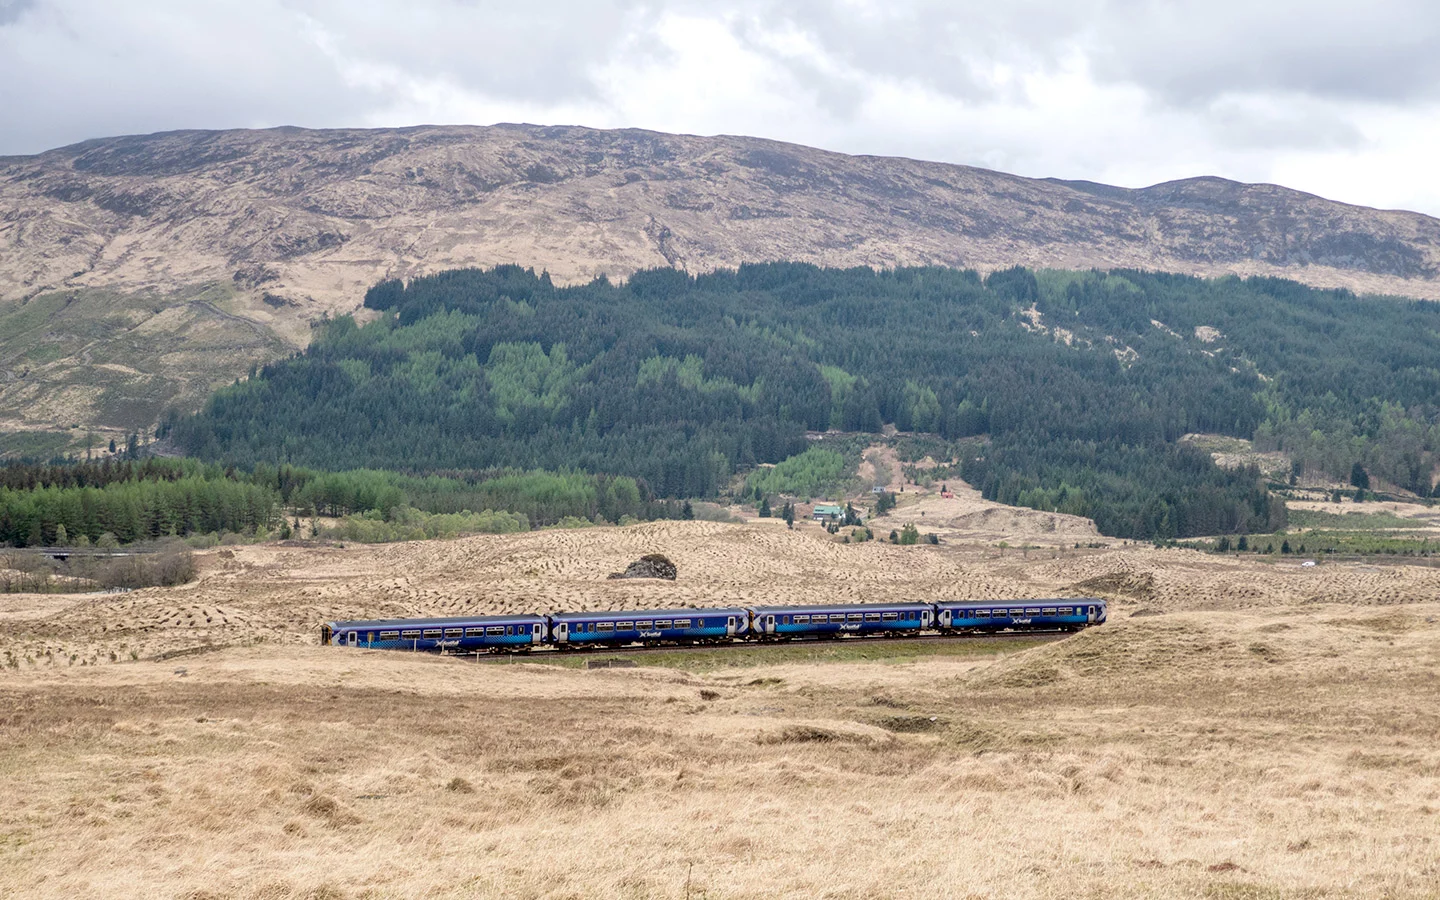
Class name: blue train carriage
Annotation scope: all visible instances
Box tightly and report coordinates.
[548,607,749,647]
[322,614,548,652]
[748,602,934,640]
[934,598,1106,633]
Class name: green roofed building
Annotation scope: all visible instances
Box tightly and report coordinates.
[812,503,845,522]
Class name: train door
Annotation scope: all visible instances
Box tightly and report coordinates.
[764,614,776,634]
[937,609,951,628]
[726,615,738,636]
[1087,605,1096,624]
[921,608,934,628]
[346,631,357,647]
[532,623,544,644]
[553,622,568,644]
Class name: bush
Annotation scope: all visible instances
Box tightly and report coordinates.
[319,506,529,543]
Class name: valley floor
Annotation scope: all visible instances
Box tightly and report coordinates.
[2,522,1438,898]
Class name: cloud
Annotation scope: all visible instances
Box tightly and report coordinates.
[1,0,1438,216]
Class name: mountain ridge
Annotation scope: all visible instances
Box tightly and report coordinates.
[4,123,1440,440]
[5,123,1440,309]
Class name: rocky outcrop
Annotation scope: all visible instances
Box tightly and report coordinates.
[607,554,678,581]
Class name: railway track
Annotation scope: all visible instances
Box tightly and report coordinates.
[452,629,1071,664]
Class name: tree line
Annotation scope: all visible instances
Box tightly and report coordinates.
[162,262,1440,539]
[0,458,673,546]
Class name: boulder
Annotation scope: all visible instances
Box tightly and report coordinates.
[607,553,677,580]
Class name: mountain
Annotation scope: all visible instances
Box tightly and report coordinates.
[3,124,1440,443]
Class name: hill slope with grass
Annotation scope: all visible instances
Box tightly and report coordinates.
[6,124,1440,441]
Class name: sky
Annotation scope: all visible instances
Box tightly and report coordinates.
[2,0,1439,216]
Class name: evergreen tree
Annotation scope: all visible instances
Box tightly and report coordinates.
[1350,463,1370,490]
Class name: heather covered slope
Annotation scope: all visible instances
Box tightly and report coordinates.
[6,124,1440,440]
[5,124,1440,315]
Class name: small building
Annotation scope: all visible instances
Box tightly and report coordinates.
[812,503,845,522]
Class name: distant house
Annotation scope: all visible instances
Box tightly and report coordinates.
[812,503,845,522]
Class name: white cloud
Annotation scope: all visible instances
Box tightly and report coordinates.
[2,0,1438,216]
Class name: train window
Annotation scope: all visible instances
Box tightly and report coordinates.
[465,628,483,637]
[782,616,790,625]
[402,630,421,639]
[445,628,463,638]
[637,621,653,629]
[486,626,504,635]
[1042,608,1056,616]
[1026,608,1041,616]
[380,631,399,640]
[655,620,672,628]
[423,629,442,638]
[674,619,691,628]
[847,613,862,622]
[882,612,898,620]
[794,615,809,624]
[864,613,880,622]
[597,623,614,632]
[618,621,634,629]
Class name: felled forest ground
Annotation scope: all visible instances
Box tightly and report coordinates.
[1,520,1438,898]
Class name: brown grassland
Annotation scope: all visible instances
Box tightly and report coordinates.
[2,520,1438,898]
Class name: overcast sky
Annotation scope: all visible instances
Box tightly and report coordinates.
[3,0,1439,216]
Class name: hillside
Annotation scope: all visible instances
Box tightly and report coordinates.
[5,124,1440,439]
[164,263,1440,540]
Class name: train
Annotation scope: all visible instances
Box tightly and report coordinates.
[321,598,1106,652]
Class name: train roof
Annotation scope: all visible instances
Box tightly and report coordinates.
[934,598,1104,607]
[326,614,546,630]
[550,607,748,620]
[748,601,932,613]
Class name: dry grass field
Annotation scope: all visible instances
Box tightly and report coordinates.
[2,520,1439,898]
